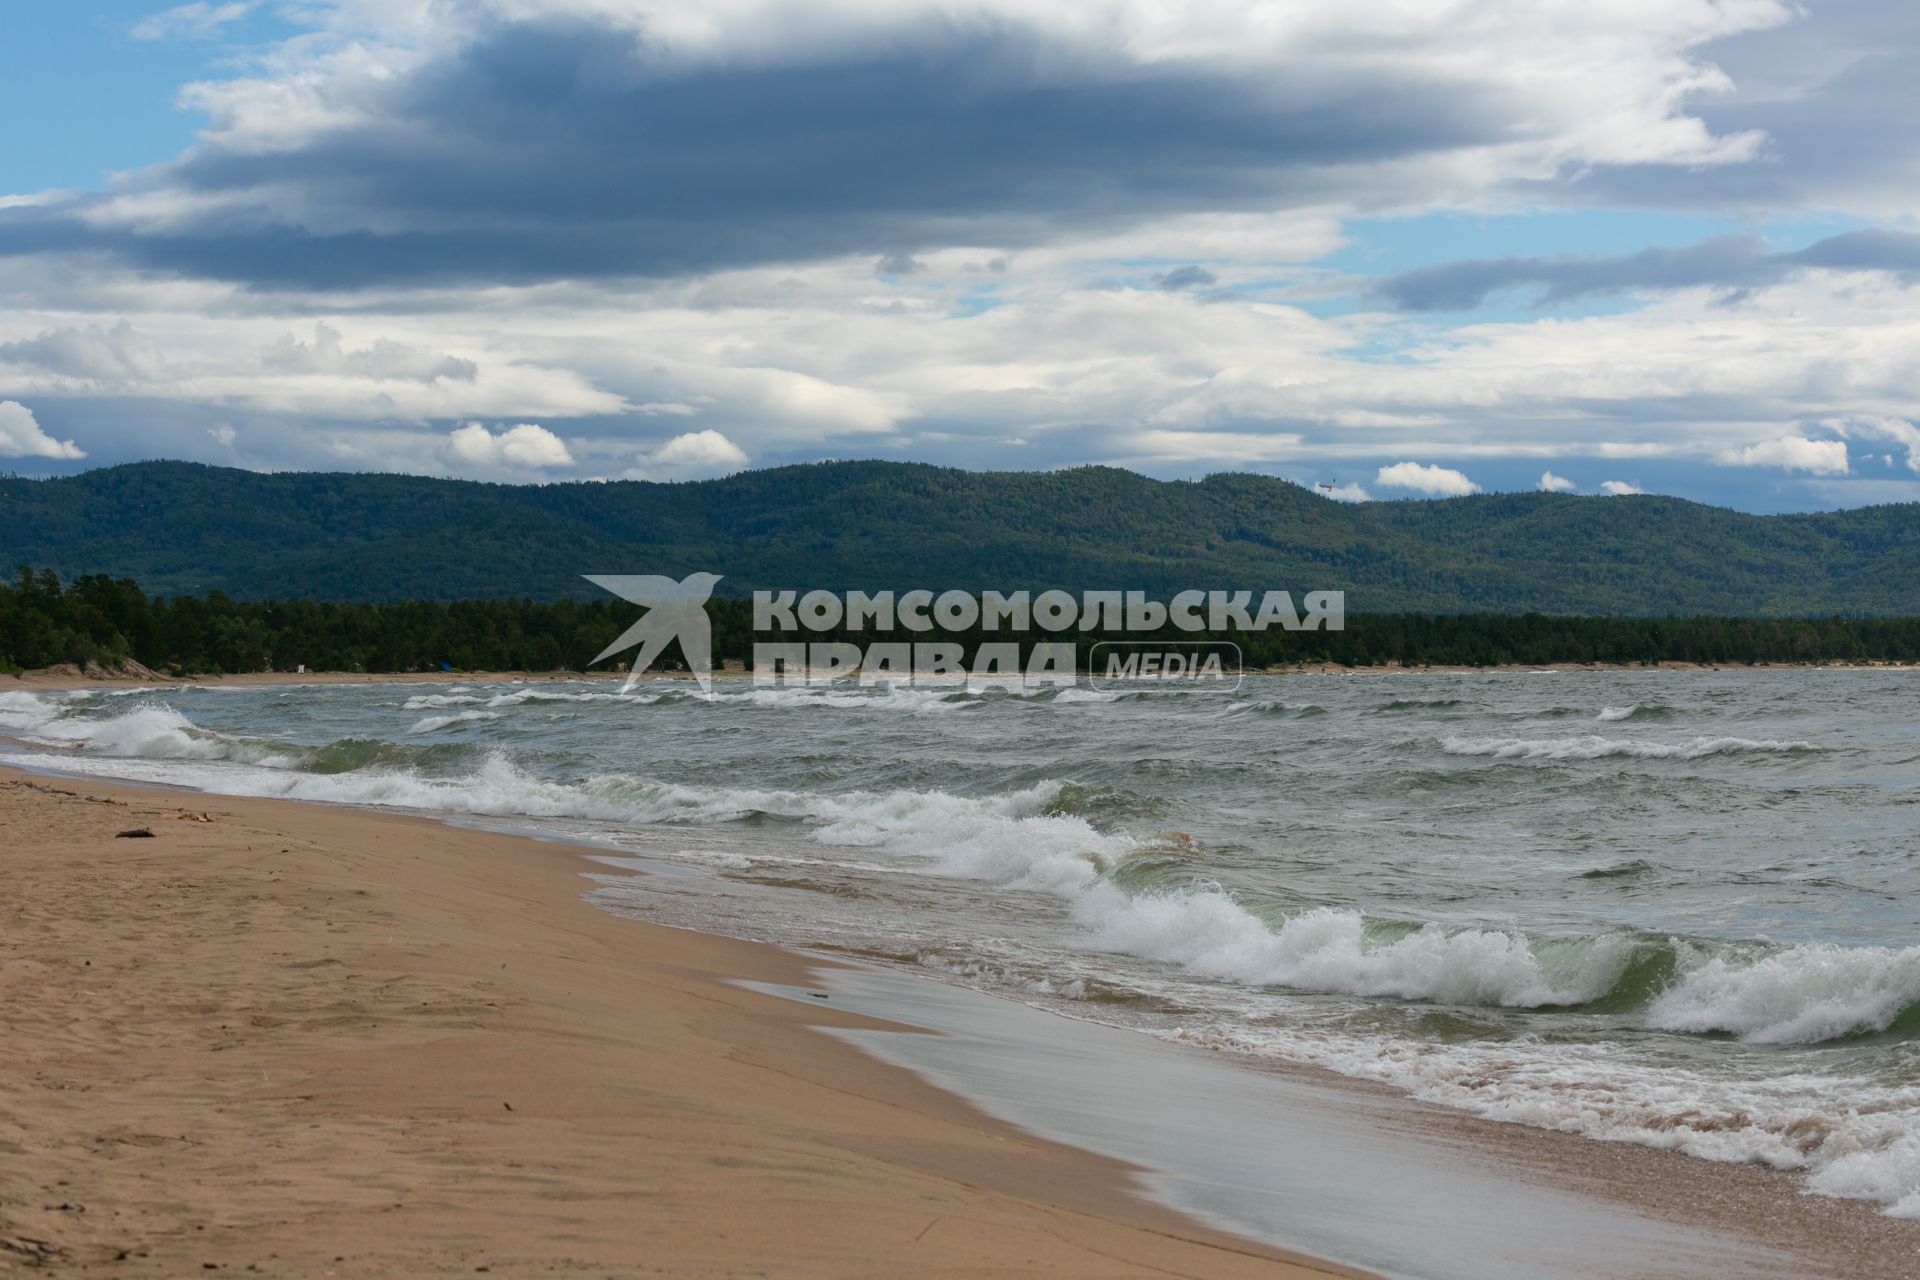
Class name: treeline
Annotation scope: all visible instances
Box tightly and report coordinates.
[5,570,1918,676]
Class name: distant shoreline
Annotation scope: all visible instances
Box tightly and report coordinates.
[7,657,1917,690]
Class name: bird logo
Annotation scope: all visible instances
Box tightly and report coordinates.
[585,572,724,696]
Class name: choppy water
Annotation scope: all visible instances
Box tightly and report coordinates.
[5,670,1919,1218]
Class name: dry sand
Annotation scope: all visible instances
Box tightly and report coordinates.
[0,766,1361,1279]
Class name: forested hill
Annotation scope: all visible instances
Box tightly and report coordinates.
[2,460,1917,615]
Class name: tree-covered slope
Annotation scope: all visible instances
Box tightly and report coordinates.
[2,460,1917,614]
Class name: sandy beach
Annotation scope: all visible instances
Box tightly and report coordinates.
[0,764,1358,1279]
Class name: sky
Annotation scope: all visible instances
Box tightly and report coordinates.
[1,1,1917,512]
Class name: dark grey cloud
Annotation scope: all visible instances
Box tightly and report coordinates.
[0,16,1517,289]
[1372,229,1920,312]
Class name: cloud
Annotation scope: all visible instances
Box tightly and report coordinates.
[5,246,1919,489]
[1372,229,1920,312]
[1601,480,1645,495]
[0,401,85,459]
[628,429,749,481]
[1824,415,1920,472]
[0,322,169,385]
[0,306,612,425]
[0,0,1788,289]
[1716,435,1850,474]
[446,422,574,469]
[1560,0,1920,217]
[1154,265,1218,293]
[131,2,254,41]
[1375,461,1479,497]
[1539,470,1577,492]
[263,324,477,383]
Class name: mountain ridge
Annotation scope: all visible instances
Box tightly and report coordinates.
[2,459,1916,615]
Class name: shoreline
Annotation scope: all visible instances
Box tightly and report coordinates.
[4,759,1917,1276]
[6,657,1917,693]
[0,764,1355,1278]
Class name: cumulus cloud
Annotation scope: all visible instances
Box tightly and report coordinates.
[1825,415,1920,471]
[0,322,168,385]
[0,0,1789,289]
[0,401,85,459]
[628,430,750,481]
[0,300,619,424]
[1716,435,1850,474]
[1601,480,1646,495]
[446,422,574,470]
[1375,461,1479,497]
[263,324,477,383]
[1539,470,1577,492]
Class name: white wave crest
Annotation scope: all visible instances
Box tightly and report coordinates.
[22,704,231,759]
[719,685,978,714]
[1650,942,1920,1044]
[406,710,503,734]
[0,690,60,732]
[1596,705,1636,721]
[2,698,313,767]
[7,739,1118,895]
[1224,699,1324,716]
[1809,1131,1920,1219]
[1072,889,1633,1007]
[487,689,665,707]
[1441,734,1815,760]
[1048,687,1121,704]
[401,692,485,709]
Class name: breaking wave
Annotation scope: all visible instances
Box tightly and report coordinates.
[1595,703,1680,722]
[406,709,503,734]
[1072,886,1920,1044]
[1441,734,1819,761]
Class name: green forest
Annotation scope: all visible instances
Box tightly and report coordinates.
[6,569,1915,676]
[4,460,1919,615]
